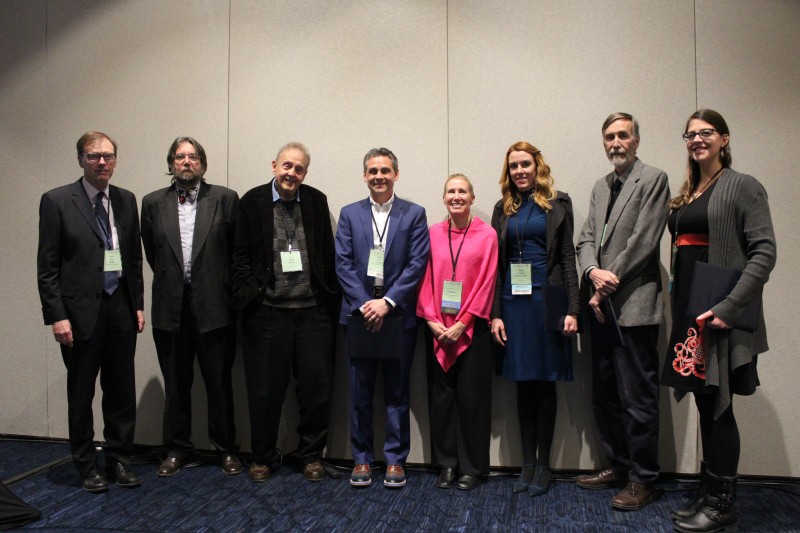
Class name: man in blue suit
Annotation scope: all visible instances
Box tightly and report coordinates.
[335,147,429,489]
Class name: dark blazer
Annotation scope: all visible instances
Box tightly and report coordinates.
[490,191,580,320]
[141,181,239,333]
[231,180,339,314]
[37,178,143,340]
[334,196,430,330]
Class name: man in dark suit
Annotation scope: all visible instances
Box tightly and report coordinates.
[335,147,430,489]
[575,113,670,510]
[37,131,145,492]
[232,142,339,483]
[141,137,242,477]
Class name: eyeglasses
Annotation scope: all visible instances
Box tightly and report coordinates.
[174,153,200,162]
[83,152,117,162]
[682,129,718,142]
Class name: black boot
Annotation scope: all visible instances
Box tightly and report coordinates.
[672,460,708,521]
[674,470,737,533]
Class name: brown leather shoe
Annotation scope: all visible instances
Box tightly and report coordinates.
[158,456,183,477]
[304,460,325,482]
[248,462,270,483]
[577,468,628,490]
[611,481,656,510]
[221,453,243,475]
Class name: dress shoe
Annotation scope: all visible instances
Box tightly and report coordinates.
[350,463,372,487]
[158,456,183,477]
[221,453,243,475]
[528,465,551,498]
[105,461,141,488]
[456,475,480,491]
[611,481,656,511]
[577,468,628,490]
[435,467,456,489]
[304,460,325,482]
[384,465,406,488]
[513,465,535,493]
[249,463,270,483]
[82,469,109,493]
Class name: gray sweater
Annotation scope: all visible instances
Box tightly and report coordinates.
[700,169,777,418]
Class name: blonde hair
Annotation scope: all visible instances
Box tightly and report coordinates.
[499,141,556,216]
[443,173,475,197]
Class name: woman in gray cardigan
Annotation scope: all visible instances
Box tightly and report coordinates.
[663,109,776,533]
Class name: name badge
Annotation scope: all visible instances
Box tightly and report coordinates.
[441,280,463,314]
[280,250,303,272]
[367,248,384,278]
[104,249,122,272]
[511,262,532,295]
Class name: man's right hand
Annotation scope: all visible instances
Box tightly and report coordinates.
[52,319,73,348]
[589,268,620,297]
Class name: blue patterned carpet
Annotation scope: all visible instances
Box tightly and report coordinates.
[3,439,800,532]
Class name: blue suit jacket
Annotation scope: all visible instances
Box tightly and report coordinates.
[335,196,430,330]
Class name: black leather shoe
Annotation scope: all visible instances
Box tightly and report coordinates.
[435,468,456,489]
[158,456,183,477]
[456,475,480,491]
[105,461,141,488]
[82,469,109,493]
[221,453,243,475]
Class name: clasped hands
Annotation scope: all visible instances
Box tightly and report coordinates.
[360,299,391,333]
[428,320,466,346]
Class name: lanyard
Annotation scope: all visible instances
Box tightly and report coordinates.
[513,200,535,261]
[278,200,297,250]
[370,207,391,250]
[448,218,472,281]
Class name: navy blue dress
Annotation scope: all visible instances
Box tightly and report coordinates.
[501,202,573,381]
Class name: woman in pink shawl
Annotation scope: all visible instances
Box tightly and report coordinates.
[416,174,498,491]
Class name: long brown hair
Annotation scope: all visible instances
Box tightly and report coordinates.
[670,109,732,209]
[499,141,556,216]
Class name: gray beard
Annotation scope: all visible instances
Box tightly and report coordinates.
[174,171,202,187]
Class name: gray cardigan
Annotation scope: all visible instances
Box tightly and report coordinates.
[696,169,777,418]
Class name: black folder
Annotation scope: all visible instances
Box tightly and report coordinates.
[543,283,569,332]
[345,314,403,359]
[588,297,625,347]
[687,261,761,332]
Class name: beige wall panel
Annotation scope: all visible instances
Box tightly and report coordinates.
[448,0,699,471]
[695,0,800,477]
[42,0,233,446]
[228,0,449,464]
[0,0,49,436]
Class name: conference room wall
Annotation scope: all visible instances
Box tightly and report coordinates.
[0,0,797,477]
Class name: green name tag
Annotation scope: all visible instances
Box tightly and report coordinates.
[280,250,302,272]
[511,262,532,295]
[441,280,463,314]
[104,249,122,272]
[367,248,384,278]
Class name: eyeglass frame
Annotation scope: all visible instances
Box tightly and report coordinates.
[82,152,117,162]
[682,129,718,142]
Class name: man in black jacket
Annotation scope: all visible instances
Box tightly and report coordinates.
[232,142,339,483]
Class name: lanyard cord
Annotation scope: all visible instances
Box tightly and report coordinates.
[513,199,535,261]
[448,217,472,281]
[370,207,391,250]
[278,200,297,249]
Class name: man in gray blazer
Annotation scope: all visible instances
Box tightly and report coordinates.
[575,113,669,510]
[141,137,242,477]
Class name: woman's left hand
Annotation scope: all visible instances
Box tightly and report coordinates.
[562,314,578,337]
[438,321,467,345]
[697,310,732,329]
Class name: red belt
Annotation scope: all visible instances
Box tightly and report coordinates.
[675,233,709,246]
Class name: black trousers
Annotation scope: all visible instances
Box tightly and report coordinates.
[590,324,660,485]
[152,286,237,458]
[426,324,492,477]
[60,285,137,478]
[241,303,334,465]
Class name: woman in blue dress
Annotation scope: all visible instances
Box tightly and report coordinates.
[490,141,579,497]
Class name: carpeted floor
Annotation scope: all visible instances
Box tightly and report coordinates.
[3,438,800,532]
